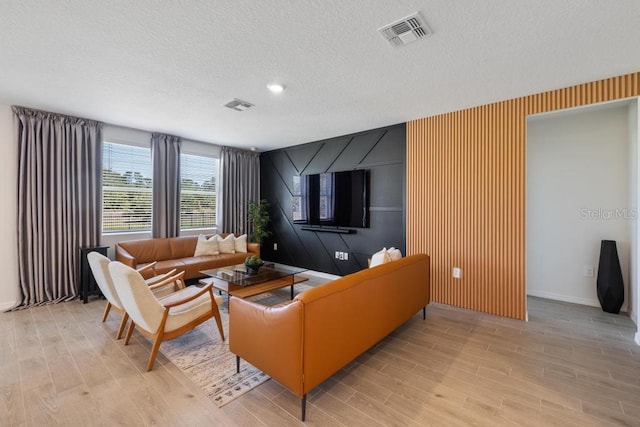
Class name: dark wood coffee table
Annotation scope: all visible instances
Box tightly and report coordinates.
[199,262,308,301]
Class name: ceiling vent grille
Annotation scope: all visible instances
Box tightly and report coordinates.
[224,98,254,112]
[378,13,431,47]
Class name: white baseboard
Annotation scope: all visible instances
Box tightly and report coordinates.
[635,332,640,346]
[527,290,601,307]
[527,290,629,313]
[0,300,18,312]
[302,270,341,280]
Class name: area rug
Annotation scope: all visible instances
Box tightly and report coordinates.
[160,275,326,406]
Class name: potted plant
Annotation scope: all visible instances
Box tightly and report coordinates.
[248,199,272,244]
[244,255,264,274]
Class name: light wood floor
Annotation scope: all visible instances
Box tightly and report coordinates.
[1,293,639,426]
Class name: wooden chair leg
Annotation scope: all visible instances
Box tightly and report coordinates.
[124,321,136,345]
[213,307,225,341]
[147,334,163,371]
[116,312,129,340]
[101,302,112,322]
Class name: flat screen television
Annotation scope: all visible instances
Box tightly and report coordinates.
[292,169,369,228]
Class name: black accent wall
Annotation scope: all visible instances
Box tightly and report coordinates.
[260,123,406,276]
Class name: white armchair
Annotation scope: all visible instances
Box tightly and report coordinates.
[87,252,185,339]
[108,261,224,371]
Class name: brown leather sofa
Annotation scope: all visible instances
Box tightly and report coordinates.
[229,253,430,421]
[115,234,260,280]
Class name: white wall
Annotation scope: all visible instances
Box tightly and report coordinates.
[629,100,639,326]
[527,105,632,311]
[0,105,20,310]
[632,99,640,345]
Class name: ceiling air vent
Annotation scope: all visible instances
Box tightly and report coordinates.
[224,98,254,112]
[378,12,431,47]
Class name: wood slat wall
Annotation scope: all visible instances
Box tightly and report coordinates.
[407,72,640,319]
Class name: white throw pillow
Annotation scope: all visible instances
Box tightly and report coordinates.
[217,234,236,254]
[194,234,219,256]
[387,247,402,261]
[234,234,248,253]
[370,247,392,268]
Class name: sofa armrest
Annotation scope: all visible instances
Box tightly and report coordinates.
[115,244,137,268]
[247,242,260,257]
[229,297,303,396]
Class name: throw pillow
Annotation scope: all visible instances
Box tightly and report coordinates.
[369,247,392,268]
[387,247,402,261]
[194,234,219,256]
[217,234,236,254]
[234,234,248,253]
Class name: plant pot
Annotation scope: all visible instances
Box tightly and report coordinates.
[245,262,264,275]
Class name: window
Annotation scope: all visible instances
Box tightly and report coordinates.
[102,142,152,233]
[180,153,218,230]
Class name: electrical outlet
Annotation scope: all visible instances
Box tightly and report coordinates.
[273,243,278,251]
[452,267,461,279]
[583,265,594,277]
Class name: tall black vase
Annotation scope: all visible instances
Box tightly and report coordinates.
[596,240,624,314]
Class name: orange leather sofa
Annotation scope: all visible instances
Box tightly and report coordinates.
[115,234,260,280]
[229,253,430,421]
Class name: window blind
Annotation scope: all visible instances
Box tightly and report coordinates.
[102,142,152,233]
[180,153,218,230]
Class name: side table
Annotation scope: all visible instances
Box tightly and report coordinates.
[79,245,109,303]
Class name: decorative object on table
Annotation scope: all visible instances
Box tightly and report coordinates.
[596,239,624,314]
[248,199,272,244]
[244,255,264,274]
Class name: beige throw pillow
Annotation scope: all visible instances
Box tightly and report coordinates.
[369,247,392,268]
[194,234,219,256]
[234,234,248,253]
[387,247,402,261]
[217,234,236,254]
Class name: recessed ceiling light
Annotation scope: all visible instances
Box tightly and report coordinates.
[267,83,285,94]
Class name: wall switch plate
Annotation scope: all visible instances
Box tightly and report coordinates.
[335,251,340,259]
[452,267,461,279]
[344,252,349,260]
[273,243,278,250]
[583,265,594,277]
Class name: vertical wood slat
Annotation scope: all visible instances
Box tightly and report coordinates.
[406,72,640,320]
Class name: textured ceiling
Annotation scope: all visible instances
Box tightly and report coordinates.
[0,1,639,151]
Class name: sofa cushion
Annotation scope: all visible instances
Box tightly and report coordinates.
[387,247,402,261]
[169,235,205,258]
[152,259,188,275]
[217,234,236,254]
[194,234,220,256]
[179,253,250,278]
[234,234,248,253]
[119,238,173,263]
[370,248,392,268]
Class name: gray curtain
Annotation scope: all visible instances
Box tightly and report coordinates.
[14,106,102,307]
[221,146,260,235]
[151,133,181,237]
